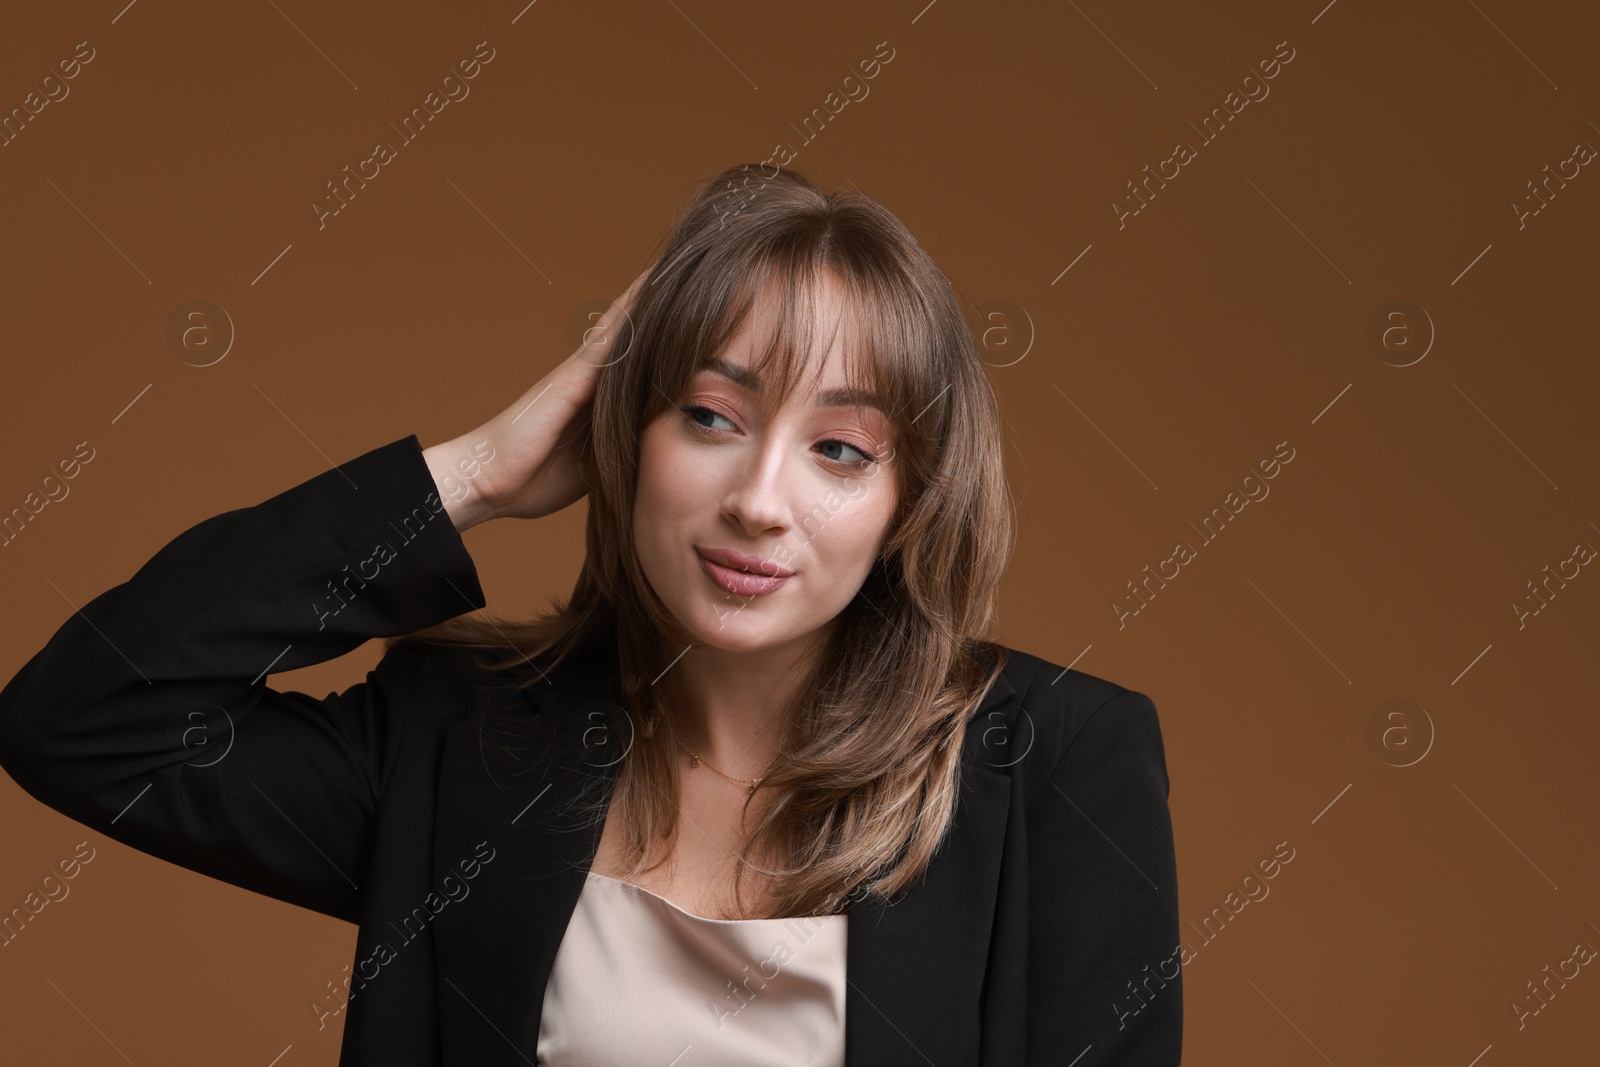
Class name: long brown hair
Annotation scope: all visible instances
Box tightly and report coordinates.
[389,163,1013,918]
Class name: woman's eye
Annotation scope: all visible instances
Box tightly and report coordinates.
[681,405,735,432]
[819,439,876,468]
[682,405,877,470]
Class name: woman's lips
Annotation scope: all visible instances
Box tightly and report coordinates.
[696,551,792,597]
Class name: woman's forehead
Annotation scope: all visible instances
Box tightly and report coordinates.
[711,275,882,387]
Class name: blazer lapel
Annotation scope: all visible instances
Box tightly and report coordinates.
[433,654,623,1066]
[433,648,1019,1067]
[844,666,1018,1067]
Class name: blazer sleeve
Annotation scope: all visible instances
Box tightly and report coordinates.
[0,434,488,924]
[1029,687,1183,1065]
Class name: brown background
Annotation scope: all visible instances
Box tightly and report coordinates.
[2,0,1597,1063]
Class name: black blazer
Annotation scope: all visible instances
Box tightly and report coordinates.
[0,434,1182,1066]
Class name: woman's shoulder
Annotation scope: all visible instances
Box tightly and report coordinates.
[980,643,1166,792]
[373,636,550,711]
[378,631,620,713]
[379,634,503,681]
[987,644,1134,711]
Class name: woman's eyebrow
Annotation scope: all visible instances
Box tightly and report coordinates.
[702,355,887,413]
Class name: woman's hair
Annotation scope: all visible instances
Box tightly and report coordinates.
[389,162,1013,918]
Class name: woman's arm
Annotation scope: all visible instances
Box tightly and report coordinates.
[0,435,485,922]
[0,269,645,923]
[1030,687,1183,1065]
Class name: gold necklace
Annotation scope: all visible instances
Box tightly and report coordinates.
[672,734,770,796]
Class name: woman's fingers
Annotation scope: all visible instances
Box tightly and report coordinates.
[468,267,653,521]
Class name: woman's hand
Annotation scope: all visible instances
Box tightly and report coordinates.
[425,267,648,532]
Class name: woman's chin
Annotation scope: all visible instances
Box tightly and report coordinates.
[695,627,781,655]
[683,609,796,655]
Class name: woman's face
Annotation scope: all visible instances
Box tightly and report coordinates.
[633,275,899,657]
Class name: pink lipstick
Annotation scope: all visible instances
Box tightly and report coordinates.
[696,546,792,597]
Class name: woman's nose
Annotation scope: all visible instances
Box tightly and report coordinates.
[721,440,792,535]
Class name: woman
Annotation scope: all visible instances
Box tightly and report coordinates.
[0,164,1181,1065]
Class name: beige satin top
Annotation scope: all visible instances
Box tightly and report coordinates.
[536,870,848,1066]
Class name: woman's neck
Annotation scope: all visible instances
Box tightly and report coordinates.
[658,638,821,776]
